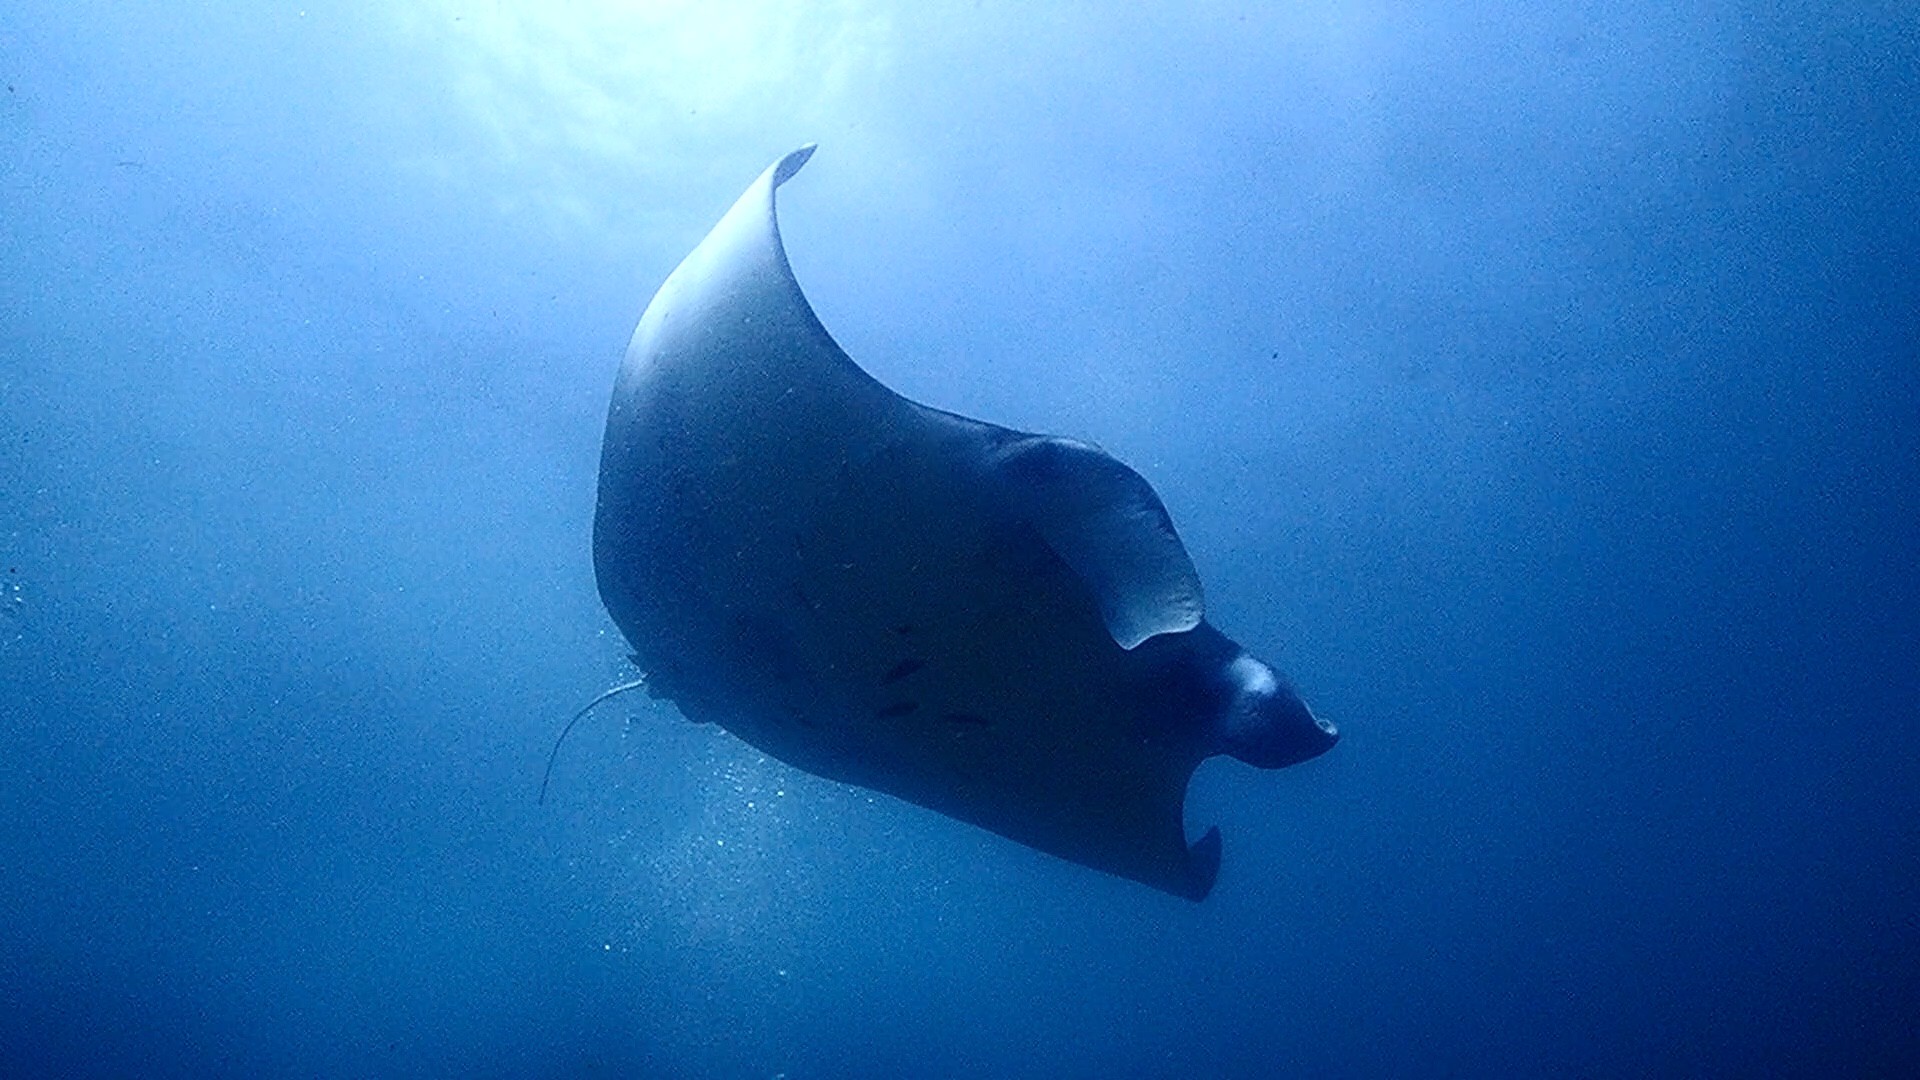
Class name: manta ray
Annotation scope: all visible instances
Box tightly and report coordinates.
[577,146,1337,901]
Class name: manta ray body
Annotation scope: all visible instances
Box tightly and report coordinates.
[589,147,1337,900]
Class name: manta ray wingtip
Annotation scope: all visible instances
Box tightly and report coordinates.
[774,144,817,186]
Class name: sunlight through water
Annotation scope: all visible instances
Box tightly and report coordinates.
[384,0,891,231]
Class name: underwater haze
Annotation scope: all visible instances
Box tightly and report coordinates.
[2,2,1916,1077]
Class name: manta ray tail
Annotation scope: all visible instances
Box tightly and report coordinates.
[539,678,648,804]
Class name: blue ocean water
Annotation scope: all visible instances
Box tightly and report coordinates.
[1,2,1915,1077]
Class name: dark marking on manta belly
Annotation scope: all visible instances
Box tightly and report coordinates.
[875,701,920,719]
[894,624,917,636]
[882,658,928,684]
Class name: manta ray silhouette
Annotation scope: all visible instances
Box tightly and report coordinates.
[578,146,1337,901]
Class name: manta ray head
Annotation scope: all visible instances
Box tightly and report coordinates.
[1210,652,1339,769]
